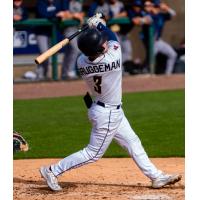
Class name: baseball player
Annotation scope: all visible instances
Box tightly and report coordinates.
[127,0,153,73]
[40,13,182,191]
[144,0,177,74]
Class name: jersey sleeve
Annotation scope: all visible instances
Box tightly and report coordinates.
[77,55,82,70]
[108,40,121,51]
[97,23,118,42]
[106,41,121,62]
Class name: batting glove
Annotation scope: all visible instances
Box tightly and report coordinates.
[87,13,106,28]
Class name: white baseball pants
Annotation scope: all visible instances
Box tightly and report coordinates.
[51,103,162,180]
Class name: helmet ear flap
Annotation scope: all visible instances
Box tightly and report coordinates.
[96,30,107,54]
[96,46,105,54]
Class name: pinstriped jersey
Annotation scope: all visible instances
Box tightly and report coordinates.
[77,40,122,105]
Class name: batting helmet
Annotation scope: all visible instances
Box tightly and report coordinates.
[77,28,107,57]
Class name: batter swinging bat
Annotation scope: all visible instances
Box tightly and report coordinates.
[35,24,89,65]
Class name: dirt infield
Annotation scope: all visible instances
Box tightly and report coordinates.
[14,74,185,200]
[14,74,185,99]
[14,158,184,200]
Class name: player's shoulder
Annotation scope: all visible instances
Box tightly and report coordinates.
[77,54,86,68]
[108,41,121,51]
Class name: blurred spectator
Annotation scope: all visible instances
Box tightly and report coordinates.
[88,0,134,73]
[174,38,185,73]
[108,0,134,72]
[35,0,69,80]
[108,0,126,18]
[88,0,110,19]
[128,0,152,27]
[144,0,177,75]
[13,0,28,22]
[61,0,85,80]
[13,0,28,64]
[128,0,152,73]
[176,38,185,60]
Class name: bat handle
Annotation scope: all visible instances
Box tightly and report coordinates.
[68,24,89,41]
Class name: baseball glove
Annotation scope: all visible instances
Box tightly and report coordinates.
[13,131,29,153]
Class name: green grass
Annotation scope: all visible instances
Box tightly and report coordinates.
[14,90,185,159]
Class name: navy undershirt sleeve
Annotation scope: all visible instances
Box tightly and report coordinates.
[96,23,118,42]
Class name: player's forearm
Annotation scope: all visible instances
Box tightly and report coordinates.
[96,23,118,42]
[87,13,118,42]
[160,3,176,17]
[113,11,127,18]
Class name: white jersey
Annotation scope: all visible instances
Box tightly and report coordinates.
[77,40,122,105]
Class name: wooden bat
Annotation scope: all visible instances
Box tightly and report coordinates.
[35,25,89,65]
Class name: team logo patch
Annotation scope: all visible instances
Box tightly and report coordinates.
[114,45,119,50]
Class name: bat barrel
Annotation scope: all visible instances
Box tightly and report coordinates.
[35,38,69,65]
[34,25,89,65]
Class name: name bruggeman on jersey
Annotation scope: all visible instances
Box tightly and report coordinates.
[79,59,121,76]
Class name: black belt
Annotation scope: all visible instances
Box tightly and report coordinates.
[96,101,121,109]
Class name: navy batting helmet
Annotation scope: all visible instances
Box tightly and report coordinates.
[77,28,107,57]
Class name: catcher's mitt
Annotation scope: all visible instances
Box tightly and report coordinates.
[13,131,29,153]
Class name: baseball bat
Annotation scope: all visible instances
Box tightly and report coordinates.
[35,24,89,65]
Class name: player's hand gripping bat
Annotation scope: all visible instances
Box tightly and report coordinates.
[35,24,89,65]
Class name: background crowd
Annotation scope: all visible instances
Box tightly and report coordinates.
[13,0,185,81]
